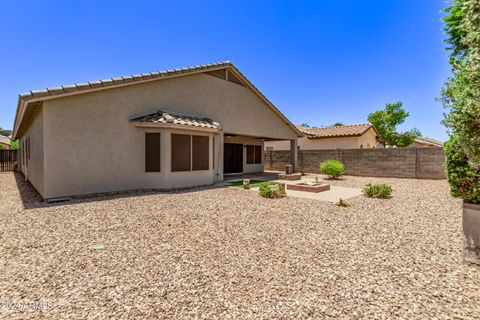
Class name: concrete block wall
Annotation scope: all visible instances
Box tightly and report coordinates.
[264,150,290,172]
[416,148,446,179]
[264,147,445,179]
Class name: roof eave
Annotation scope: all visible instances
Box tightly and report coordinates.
[12,98,26,140]
[307,134,363,139]
[12,61,301,139]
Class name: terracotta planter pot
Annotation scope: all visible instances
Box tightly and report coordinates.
[463,201,480,266]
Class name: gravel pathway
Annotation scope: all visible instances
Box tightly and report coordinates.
[1,172,479,319]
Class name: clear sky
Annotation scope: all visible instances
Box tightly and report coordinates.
[0,1,450,140]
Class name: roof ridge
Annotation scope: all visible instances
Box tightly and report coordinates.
[19,61,233,98]
[325,123,371,128]
[298,123,371,130]
[296,123,374,139]
[13,61,303,139]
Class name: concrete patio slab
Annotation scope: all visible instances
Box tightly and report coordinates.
[225,173,362,203]
[283,185,362,202]
[243,184,361,203]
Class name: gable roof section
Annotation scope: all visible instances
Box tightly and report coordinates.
[414,136,444,147]
[299,124,377,139]
[12,61,302,139]
[0,137,12,146]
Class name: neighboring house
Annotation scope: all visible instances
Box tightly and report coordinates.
[0,137,12,149]
[12,62,301,200]
[265,124,380,150]
[411,136,444,148]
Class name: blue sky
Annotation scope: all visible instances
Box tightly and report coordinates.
[0,1,450,140]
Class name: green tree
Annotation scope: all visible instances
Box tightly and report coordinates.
[332,122,344,127]
[441,0,480,203]
[442,0,468,67]
[367,101,421,147]
[10,140,19,150]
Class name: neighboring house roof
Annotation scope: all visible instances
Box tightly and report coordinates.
[299,123,378,139]
[130,110,221,130]
[414,136,444,147]
[0,137,11,146]
[12,61,302,139]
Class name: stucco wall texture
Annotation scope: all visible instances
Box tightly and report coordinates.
[265,128,379,150]
[19,72,297,199]
[19,105,45,196]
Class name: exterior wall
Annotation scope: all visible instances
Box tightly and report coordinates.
[39,73,290,199]
[20,106,45,196]
[415,148,447,179]
[42,123,219,198]
[357,128,378,149]
[265,147,446,179]
[0,138,11,149]
[265,128,378,150]
[265,136,360,150]
[223,135,264,174]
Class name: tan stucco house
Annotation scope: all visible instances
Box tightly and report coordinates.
[265,124,380,151]
[0,137,12,150]
[12,62,301,200]
[410,136,444,148]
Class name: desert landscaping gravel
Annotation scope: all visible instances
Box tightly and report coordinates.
[1,172,479,319]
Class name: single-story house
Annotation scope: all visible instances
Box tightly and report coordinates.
[0,137,12,150]
[410,136,444,148]
[264,123,380,150]
[12,61,301,201]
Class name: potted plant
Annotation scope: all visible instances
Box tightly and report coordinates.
[442,0,480,265]
[444,138,480,265]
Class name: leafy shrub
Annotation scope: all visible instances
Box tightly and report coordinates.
[362,183,392,198]
[259,182,285,198]
[441,1,480,204]
[320,160,345,179]
[336,198,348,207]
[444,137,480,204]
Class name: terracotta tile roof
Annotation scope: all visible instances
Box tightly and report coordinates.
[414,136,444,147]
[130,110,221,130]
[299,124,374,139]
[0,137,12,146]
[13,61,302,138]
[18,62,233,100]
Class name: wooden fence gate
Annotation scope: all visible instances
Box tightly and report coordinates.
[0,150,17,172]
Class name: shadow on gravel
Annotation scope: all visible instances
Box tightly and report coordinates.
[13,172,225,210]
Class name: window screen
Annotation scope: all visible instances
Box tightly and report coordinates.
[192,135,209,170]
[145,133,161,172]
[246,145,254,164]
[171,134,191,171]
[254,145,262,164]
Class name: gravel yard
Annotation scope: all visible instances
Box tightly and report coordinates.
[1,172,479,319]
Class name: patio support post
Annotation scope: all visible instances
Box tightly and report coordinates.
[219,132,224,182]
[290,139,298,173]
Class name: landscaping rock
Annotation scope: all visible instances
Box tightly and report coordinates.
[0,173,478,319]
